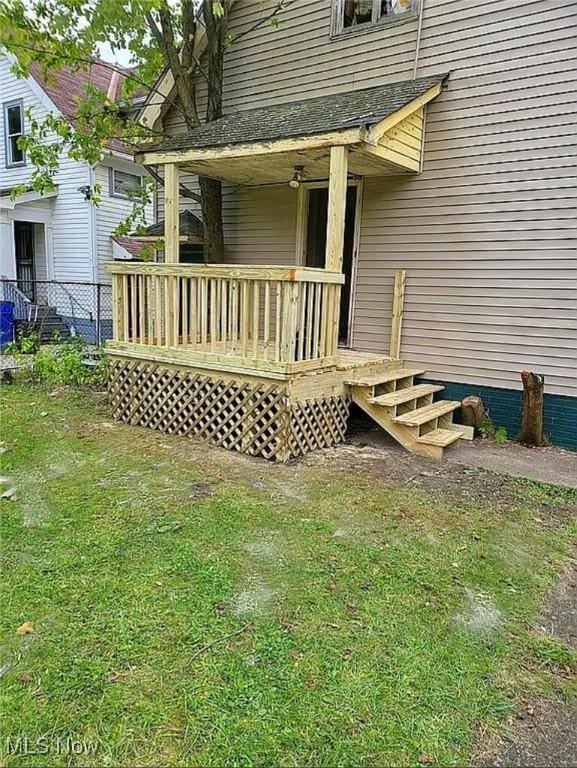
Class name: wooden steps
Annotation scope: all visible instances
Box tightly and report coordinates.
[370,383,443,407]
[394,400,461,427]
[417,428,463,448]
[345,368,426,387]
[347,362,468,460]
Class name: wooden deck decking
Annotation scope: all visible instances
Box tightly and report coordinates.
[105,263,467,461]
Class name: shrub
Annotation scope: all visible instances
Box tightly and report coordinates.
[3,329,39,355]
[15,337,108,388]
[494,425,508,445]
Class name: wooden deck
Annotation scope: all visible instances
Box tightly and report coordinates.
[104,262,466,461]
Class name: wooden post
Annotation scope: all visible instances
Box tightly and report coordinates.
[325,145,348,272]
[389,269,406,360]
[164,163,179,264]
[111,274,122,341]
[280,282,300,362]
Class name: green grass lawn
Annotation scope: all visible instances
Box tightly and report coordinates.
[1,384,576,767]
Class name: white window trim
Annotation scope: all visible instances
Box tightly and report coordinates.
[331,0,419,37]
[3,99,26,168]
[108,167,143,199]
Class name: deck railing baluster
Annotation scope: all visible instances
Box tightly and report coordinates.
[107,264,344,373]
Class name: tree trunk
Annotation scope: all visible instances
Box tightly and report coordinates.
[460,395,488,433]
[199,176,225,263]
[518,371,547,446]
[199,0,227,263]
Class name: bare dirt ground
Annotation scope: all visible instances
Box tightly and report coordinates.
[476,560,577,768]
[344,416,577,767]
[86,402,577,767]
[87,408,576,526]
[476,699,577,768]
[347,415,577,489]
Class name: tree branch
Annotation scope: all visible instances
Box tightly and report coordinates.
[228,0,297,47]
[144,164,202,204]
[146,3,200,129]
[5,39,193,126]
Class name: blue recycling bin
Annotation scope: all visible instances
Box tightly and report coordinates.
[0,301,15,350]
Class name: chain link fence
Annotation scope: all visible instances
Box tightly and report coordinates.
[0,279,113,346]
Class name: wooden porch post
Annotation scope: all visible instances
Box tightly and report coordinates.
[164,163,180,264]
[325,145,349,272]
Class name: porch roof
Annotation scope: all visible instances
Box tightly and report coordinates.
[131,209,204,243]
[136,74,448,184]
[145,74,447,154]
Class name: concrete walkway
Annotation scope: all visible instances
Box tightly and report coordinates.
[449,439,577,490]
[347,417,577,489]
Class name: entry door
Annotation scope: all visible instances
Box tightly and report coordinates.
[14,221,36,301]
[304,186,358,345]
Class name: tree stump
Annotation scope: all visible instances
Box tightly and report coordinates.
[460,395,488,433]
[518,371,547,446]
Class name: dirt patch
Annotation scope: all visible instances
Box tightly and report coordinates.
[540,560,577,649]
[232,578,278,617]
[81,414,577,531]
[187,482,214,501]
[307,440,531,512]
[477,558,577,766]
[243,530,283,560]
[477,700,577,767]
[454,588,503,635]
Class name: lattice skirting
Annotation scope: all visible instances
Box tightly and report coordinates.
[108,358,350,462]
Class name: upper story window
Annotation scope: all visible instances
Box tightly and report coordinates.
[333,0,417,35]
[109,168,142,198]
[3,100,25,167]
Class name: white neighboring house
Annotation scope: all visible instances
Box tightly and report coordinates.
[0,52,152,340]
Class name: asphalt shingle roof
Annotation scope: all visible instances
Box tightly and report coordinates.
[29,59,138,154]
[150,73,448,153]
[137,210,204,239]
[112,236,146,259]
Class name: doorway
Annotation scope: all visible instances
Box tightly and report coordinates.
[303,184,359,346]
[14,221,36,301]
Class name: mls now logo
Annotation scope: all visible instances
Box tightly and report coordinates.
[5,736,98,756]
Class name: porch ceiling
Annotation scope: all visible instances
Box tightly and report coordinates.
[178,141,416,185]
[136,74,448,185]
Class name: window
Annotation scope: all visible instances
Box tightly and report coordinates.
[3,100,25,166]
[334,0,417,34]
[109,168,142,198]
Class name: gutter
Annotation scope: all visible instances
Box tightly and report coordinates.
[87,164,99,283]
[412,0,425,80]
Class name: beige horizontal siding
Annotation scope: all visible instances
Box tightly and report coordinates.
[223,186,297,264]
[157,0,577,397]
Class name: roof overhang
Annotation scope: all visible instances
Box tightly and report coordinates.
[131,209,204,243]
[0,188,58,209]
[131,234,203,244]
[136,0,238,134]
[135,81,443,185]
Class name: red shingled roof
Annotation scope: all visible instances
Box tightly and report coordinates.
[112,236,146,259]
[28,59,134,154]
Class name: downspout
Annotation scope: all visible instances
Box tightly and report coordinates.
[87,164,99,284]
[412,0,425,80]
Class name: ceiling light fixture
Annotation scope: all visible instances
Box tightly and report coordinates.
[289,166,304,189]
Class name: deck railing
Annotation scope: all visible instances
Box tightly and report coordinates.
[106,262,344,373]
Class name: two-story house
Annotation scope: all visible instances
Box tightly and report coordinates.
[0,52,152,340]
[104,0,576,458]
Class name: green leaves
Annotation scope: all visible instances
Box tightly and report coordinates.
[0,0,162,230]
[211,1,225,19]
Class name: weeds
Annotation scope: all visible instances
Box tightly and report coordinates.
[8,336,107,387]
